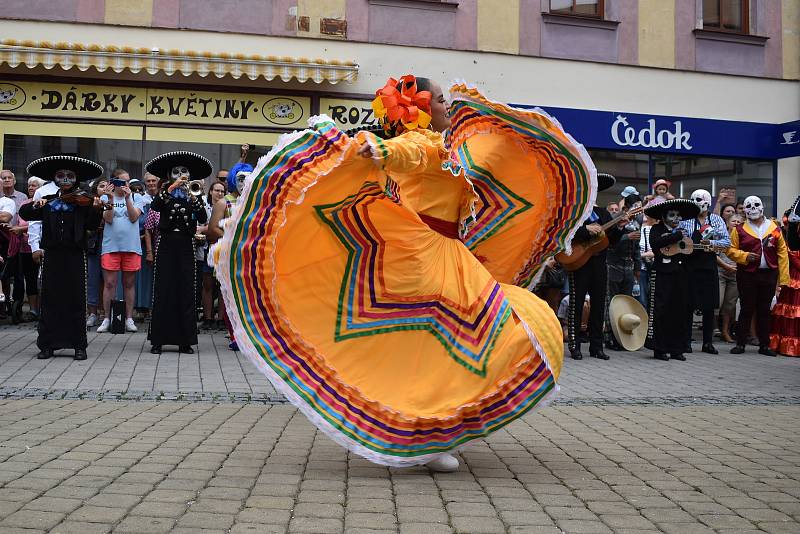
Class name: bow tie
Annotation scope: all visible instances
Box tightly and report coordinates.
[171,188,188,201]
[49,199,75,212]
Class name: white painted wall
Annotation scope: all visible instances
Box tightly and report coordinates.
[1,20,798,204]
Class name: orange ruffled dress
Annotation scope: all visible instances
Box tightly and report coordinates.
[448,83,596,288]
[770,249,800,356]
[213,90,594,466]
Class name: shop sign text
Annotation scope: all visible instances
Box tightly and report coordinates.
[320,97,375,130]
[0,80,309,129]
[611,115,692,151]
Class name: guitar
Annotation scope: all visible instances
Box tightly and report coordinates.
[661,236,716,256]
[556,206,645,272]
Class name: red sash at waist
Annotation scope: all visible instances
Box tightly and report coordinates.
[419,214,460,240]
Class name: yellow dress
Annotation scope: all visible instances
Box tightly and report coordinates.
[214,109,586,466]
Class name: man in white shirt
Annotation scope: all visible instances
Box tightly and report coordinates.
[27,179,59,264]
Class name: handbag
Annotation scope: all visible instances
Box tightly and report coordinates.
[110,300,126,334]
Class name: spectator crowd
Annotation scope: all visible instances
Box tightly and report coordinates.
[0,152,798,362]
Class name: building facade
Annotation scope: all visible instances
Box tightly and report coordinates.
[0,0,798,213]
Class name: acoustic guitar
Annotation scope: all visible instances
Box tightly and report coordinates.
[660,236,716,256]
[556,206,645,272]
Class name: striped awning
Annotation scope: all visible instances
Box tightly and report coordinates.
[0,40,359,84]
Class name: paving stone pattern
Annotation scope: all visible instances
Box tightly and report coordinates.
[0,324,797,533]
[1,324,798,404]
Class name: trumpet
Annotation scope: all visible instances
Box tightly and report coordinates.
[188,180,205,197]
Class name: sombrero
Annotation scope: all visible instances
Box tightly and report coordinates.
[27,154,103,181]
[145,151,212,181]
[608,295,648,351]
[644,198,699,220]
[597,172,615,192]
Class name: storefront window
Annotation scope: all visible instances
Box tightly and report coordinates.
[589,150,649,208]
[651,154,773,214]
[1,132,273,194]
[143,140,270,189]
[3,133,142,189]
[585,150,775,215]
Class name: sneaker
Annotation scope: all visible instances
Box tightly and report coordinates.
[426,453,459,472]
[125,318,138,332]
[86,313,98,328]
[96,318,110,333]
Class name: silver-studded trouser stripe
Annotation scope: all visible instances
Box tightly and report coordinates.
[647,269,656,340]
[567,271,577,351]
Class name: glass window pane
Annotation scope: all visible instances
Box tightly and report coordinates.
[721,0,743,31]
[3,134,142,190]
[588,150,650,209]
[651,154,774,216]
[143,140,270,189]
[574,0,600,16]
[703,0,721,28]
[551,0,573,15]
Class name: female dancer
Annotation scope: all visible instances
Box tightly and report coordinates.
[213,76,594,470]
[770,197,800,356]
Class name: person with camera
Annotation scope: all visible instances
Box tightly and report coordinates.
[96,169,146,333]
[18,155,104,360]
[145,152,210,354]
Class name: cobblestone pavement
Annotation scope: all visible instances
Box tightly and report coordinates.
[0,324,798,533]
[1,324,798,404]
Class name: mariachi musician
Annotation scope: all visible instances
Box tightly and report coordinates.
[19,154,104,360]
[565,173,625,360]
[145,151,210,354]
[645,199,700,362]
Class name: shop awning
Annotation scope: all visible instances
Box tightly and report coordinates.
[0,40,359,84]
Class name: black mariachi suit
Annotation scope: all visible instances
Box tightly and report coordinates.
[148,190,207,349]
[19,195,102,353]
[648,222,690,356]
[567,207,623,354]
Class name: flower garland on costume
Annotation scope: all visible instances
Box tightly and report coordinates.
[371,75,432,135]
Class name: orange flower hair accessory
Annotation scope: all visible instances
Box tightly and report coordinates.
[371,75,432,132]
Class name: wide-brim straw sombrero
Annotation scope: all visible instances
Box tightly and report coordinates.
[609,295,648,351]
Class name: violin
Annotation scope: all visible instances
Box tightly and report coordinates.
[40,189,100,208]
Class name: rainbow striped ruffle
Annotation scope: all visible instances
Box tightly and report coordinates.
[448,82,597,289]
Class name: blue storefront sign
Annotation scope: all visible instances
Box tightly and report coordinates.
[513,104,800,161]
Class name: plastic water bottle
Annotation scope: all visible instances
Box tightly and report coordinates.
[632,283,641,297]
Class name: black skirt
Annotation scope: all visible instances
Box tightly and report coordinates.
[38,248,87,351]
[148,232,198,347]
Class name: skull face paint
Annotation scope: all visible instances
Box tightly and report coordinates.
[664,209,682,228]
[743,195,764,221]
[54,169,77,188]
[170,166,190,181]
[691,189,711,214]
[235,171,250,194]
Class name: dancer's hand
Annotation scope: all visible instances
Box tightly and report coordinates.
[358,144,374,158]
